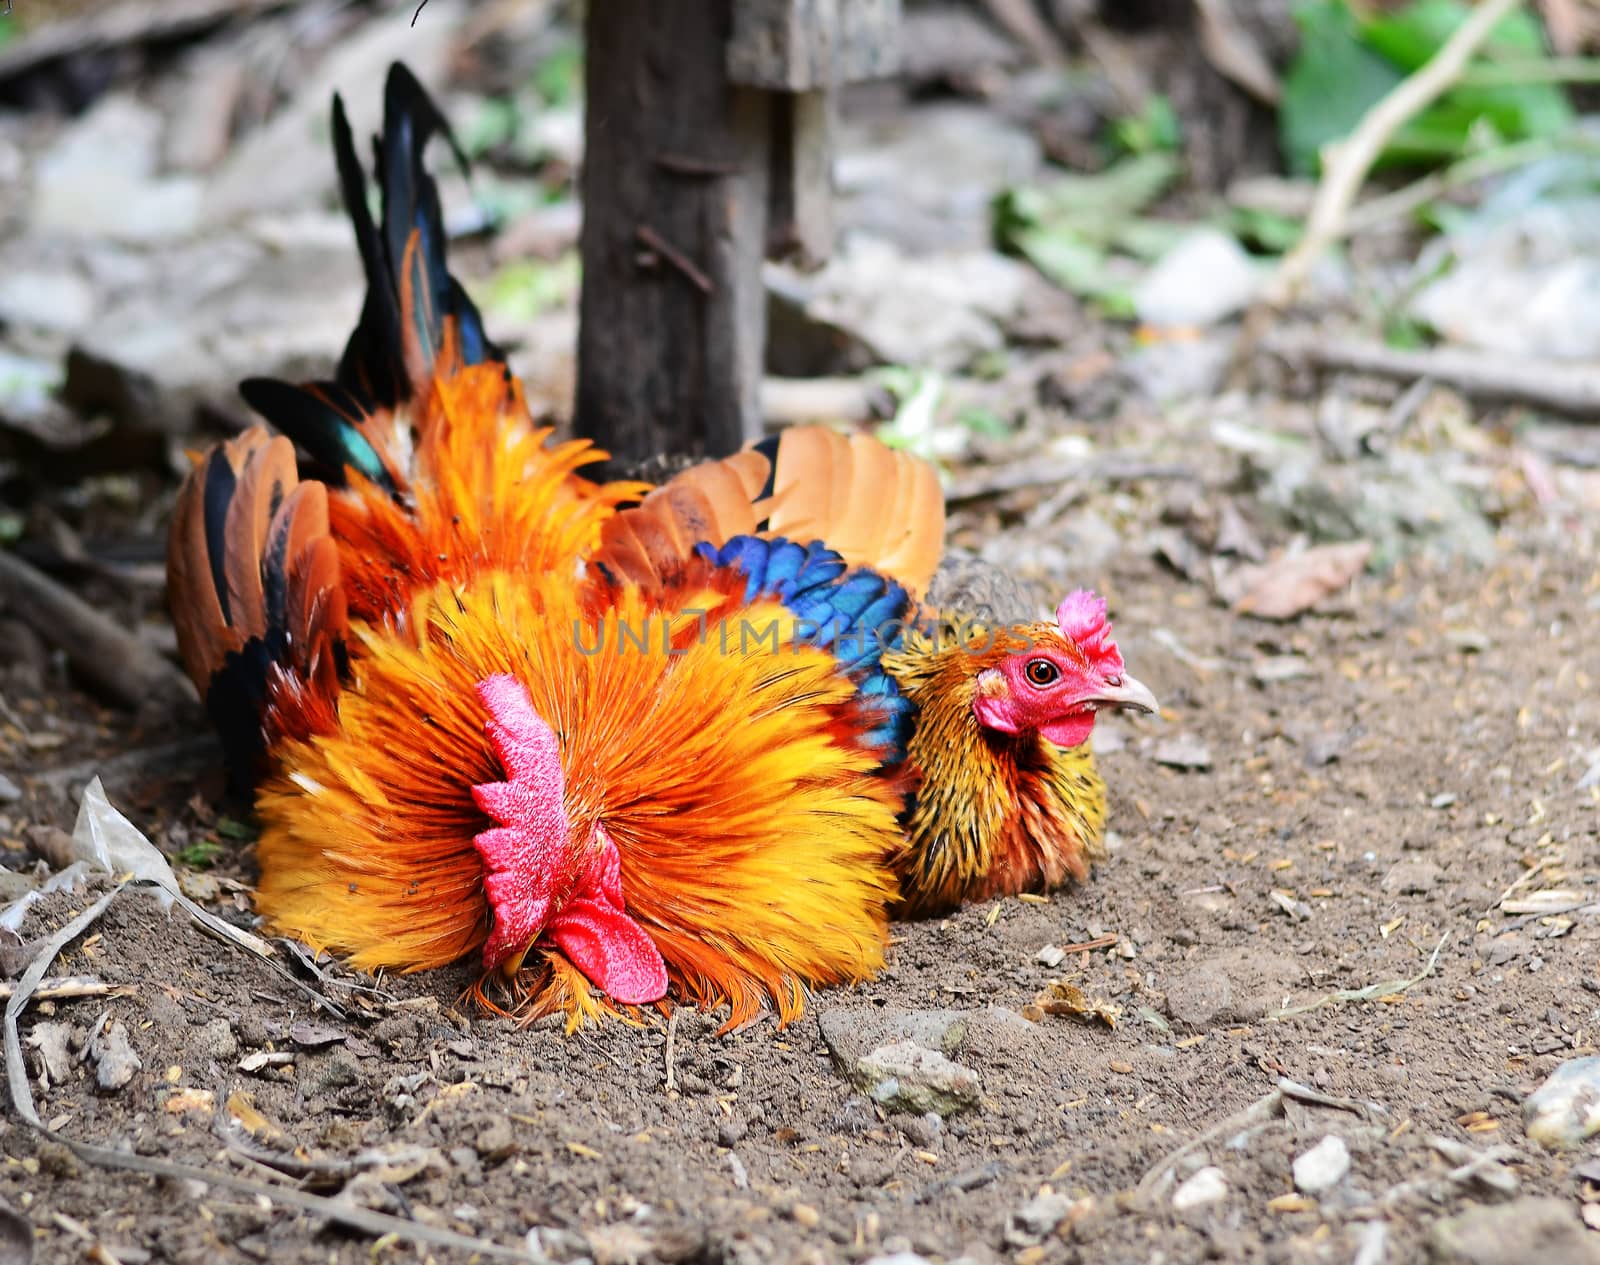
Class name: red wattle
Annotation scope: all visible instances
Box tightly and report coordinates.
[471,675,668,1003]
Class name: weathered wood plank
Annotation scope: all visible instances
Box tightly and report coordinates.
[767,88,836,264]
[727,0,902,91]
[575,0,771,465]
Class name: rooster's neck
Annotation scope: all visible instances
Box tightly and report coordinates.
[884,621,1107,915]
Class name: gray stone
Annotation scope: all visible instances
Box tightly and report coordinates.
[819,1007,970,1067]
[24,1022,76,1089]
[1382,861,1443,895]
[193,1018,239,1065]
[855,1041,980,1117]
[1133,229,1264,328]
[1524,1057,1600,1151]
[0,270,95,335]
[1005,1191,1075,1245]
[1163,947,1305,1030]
[766,238,1033,374]
[30,94,202,242]
[88,1018,140,1092]
[1153,735,1213,771]
[1429,1196,1600,1265]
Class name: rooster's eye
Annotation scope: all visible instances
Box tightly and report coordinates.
[1024,659,1060,688]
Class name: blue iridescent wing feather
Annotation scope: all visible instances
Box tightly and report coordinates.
[697,535,915,763]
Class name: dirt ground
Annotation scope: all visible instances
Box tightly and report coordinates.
[4,1,1600,1262]
[4,527,1599,1265]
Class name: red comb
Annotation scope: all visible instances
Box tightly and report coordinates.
[1055,589,1124,675]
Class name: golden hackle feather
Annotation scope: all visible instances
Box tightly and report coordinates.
[591,425,946,598]
[328,349,647,625]
[882,622,1107,916]
[254,566,902,1027]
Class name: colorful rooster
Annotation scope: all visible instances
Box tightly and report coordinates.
[167,64,1156,1027]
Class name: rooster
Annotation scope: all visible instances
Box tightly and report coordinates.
[604,474,1160,921]
[167,65,1155,1027]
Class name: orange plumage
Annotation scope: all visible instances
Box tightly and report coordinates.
[168,64,1157,1030]
[166,65,945,1027]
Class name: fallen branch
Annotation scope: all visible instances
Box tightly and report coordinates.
[4,886,533,1262]
[978,0,1067,66]
[1276,1078,1384,1117]
[761,377,888,428]
[663,1006,680,1094]
[1262,333,1600,419]
[1261,0,1526,307]
[0,548,192,711]
[1340,133,1600,239]
[0,976,133,1003]
[0,0,296,82]
[946,458,1193,504]
[31,736,221,794]
[636,224,714,295]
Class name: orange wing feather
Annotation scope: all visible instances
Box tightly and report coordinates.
[591,426,946,597]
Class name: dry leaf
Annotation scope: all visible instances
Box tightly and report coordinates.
[226,1091,289,1145]
[1032,980,1122,1029]
[1501,889,1587,915]
[1232,541,1373,620]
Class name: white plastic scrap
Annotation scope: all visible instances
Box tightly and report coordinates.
[72,776,179,910]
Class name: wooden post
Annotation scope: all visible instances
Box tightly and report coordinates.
[575,0,900,468]
[576,1,769,468]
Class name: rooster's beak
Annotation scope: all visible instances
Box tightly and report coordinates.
[1089,673,1159,715]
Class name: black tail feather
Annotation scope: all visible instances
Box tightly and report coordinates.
[241,62,500,489]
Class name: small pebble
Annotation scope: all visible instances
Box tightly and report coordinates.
[1153,735,1213,771]
[1524,1056,1600,1150]
[1035,944,1066,968]
[1172,1166,1228,1210]
[1292,1135,1350,1194]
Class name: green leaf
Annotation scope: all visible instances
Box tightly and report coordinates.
[995,153,1181,305]
[955,407,1010,438]
[174,839,224,870]
[532,41,584,107]
[1228,206,1304,253]
[472,250,582,325]
[1279,0,1573,175]
[1280,0,1406,176]
[994,151,1181,249]
[1109,95,1182,156]
[1368,1,1572,146]
[215,816,257,842]
[1362,0,1545,70]
[457,97,520,160]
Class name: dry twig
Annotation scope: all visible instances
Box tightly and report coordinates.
[1271,933,1448,1019]
[1261,0,1527,307]
[663,1005,680,1093]
[0,976,133,1003]
[0,549,191,711]
[1135,1088,1286,1205]
[1263,333,1600,419]
[4,886,534,1261]
[636,225,714,295]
